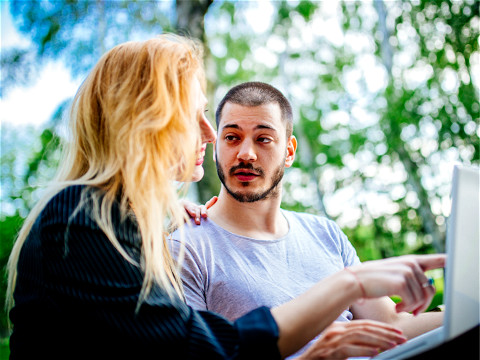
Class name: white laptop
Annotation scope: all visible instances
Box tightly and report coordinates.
[371,164,480,359]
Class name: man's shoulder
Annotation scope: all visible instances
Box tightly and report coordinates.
[169,218,219,247]
[168,219,226,263]
[282,209,336,228]
[282,209,346,242]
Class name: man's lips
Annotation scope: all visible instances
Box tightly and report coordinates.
[229,164,263,182]
[233,170,259,182]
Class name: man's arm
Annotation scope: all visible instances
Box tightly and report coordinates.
[169,238,209,310]
[351,296,444,339]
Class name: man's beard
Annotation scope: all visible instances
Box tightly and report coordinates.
[216,154,285,203]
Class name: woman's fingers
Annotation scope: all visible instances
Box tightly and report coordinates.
[410,260,436,315]
[403,262,425,312]
[180,199,203,224]
[192,208,202,225]
[199,205,208,219]
[351,254,445,314]
[394,257,438,314]
[340,329,403,350]
[205,196,218,209]
[180,197,218,225]
[333,344,382,359]
[343,320,406,346]
[412,282,436,315]
[415,254,447,271]
[302,320,406,359]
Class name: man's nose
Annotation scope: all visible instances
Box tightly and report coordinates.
[237,139,257,162]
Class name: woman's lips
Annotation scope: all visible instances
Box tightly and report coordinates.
[196,146,206,166]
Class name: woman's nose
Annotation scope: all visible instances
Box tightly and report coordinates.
[200,117,216,144]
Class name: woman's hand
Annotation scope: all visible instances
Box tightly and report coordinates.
[297,320,407,359]
[272,253,445,358]
[180,196,218,225]
[347,254,446,316]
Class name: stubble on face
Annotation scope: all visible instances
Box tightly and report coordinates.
[216,153,285,203]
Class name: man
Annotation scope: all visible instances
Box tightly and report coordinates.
[171,82,442,359]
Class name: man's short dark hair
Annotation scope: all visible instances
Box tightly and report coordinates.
[215,82,293,137]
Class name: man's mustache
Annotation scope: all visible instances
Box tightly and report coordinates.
[229,163,264,177]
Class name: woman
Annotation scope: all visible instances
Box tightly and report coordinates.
[6,34,444,359]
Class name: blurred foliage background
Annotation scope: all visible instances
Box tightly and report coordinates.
[0,0,478,349]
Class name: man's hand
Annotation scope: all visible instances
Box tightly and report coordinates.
[180,196,218,225]
[297,320,407,359]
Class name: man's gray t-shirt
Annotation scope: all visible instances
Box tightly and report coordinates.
[170,209,361,323]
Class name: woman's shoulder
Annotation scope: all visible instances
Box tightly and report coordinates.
[49,184,87,203]
[39,185,95,228]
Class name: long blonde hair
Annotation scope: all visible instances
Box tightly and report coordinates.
[6,34,204,312]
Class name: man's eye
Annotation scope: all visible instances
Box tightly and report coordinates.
[225,135,239,141]
[257,137,272,143]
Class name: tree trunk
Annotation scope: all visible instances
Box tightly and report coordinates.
[175,0,219,203]
[176,0,213,42]
[278,36,329,217]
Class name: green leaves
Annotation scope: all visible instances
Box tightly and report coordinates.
[1,0,478,336]
[295,1,317,21]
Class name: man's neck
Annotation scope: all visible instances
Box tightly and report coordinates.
[208,187,288,240]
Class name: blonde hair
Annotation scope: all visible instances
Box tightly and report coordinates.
[6,34,204,312]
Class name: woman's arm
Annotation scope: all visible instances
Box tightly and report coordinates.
[272,269,360,356]
[32,187,444,359]
[272,254,445,358]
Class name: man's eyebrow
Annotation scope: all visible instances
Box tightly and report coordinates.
[221,124,241,130]
[256,124,277,131]
[220,123,278,132]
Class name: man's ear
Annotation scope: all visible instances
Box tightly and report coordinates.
[285,135,297,168]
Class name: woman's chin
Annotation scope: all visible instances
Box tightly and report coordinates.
[191,166,205,182]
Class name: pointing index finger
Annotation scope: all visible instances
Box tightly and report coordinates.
[415,254,446,271]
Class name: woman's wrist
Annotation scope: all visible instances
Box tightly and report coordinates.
[342,267,366,302]
[272,268,367,357]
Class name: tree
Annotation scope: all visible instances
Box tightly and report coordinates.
[1,0,478,339]
[227,0,479,258]
[4,0,174,84]
[175,0,219,203]
[352,0,479,254]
